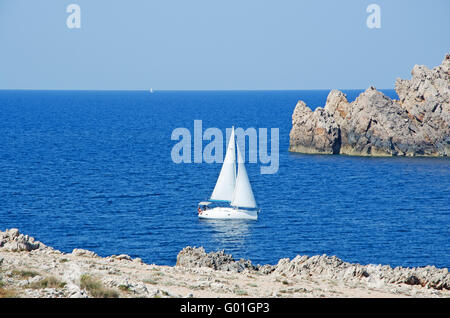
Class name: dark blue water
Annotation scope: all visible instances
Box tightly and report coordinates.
[0,90,449,268]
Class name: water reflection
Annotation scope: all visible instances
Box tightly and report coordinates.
[198,219,253,248]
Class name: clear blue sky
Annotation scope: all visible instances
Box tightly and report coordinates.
[0,0,449,90]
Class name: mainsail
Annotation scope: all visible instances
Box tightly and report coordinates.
[230,140,257,208]
[210,127,236,202]
[210,126,257,209]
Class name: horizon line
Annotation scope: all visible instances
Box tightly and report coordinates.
[0,88,397,92]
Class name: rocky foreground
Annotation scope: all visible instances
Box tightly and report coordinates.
[289,54,449,156]
[0,229,448,298]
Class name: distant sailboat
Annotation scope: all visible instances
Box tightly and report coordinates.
[198,127,259,220]
[150,88,154,93]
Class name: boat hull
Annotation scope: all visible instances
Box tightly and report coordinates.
[198,207,258,220]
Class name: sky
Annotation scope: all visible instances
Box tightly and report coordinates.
[0,0,449,90]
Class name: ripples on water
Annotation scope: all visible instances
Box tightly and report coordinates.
[0,90,448,267]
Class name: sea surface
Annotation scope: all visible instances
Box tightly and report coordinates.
[0,90,449,268]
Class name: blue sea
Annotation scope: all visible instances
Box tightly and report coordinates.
[0,90,449,268]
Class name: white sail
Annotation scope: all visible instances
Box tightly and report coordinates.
[231,140,257,208]
[210,127,236,202]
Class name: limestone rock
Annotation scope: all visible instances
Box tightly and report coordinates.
[289,54,450,156]
[273,254,450,290]
[0,228,48,252]
[289,101,341,154]
[2,229,448,297]
[71,249,98,258]
[176,246,257,273]
[112,254,132,261]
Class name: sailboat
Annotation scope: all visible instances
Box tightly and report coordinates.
[198,127,259,220]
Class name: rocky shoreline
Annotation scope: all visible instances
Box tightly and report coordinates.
[289,54,449,156]
[0,229,448,298]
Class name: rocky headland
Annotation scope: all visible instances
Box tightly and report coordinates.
[0,229,448,298]
[289,54,450,156]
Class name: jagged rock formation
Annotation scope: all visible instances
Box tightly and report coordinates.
[176,247,258,272]
[0,228,49,252]
[289,54,450,156]
[176,246,450,291]
[273,254,449,291]
[1,229,449,297]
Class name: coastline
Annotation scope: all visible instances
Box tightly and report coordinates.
[0,229,448,298]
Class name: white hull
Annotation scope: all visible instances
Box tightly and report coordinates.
[198,207,258,220]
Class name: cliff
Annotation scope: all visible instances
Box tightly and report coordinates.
[289,54,450,156]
